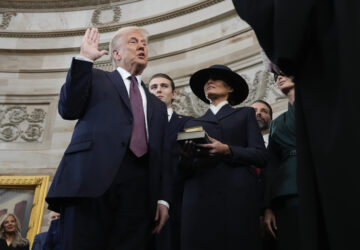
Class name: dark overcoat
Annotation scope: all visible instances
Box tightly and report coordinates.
[181,105,268,250]
[46,58,171,216]
[156,112,192,250]
[232,1,360,249]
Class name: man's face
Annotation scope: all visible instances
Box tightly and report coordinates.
[149,77,176,108]
[251,102,272,131]
[113,31,148,74]
[48,211,60,225]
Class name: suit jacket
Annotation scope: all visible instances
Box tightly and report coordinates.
[43,219,60,250]
[264,103,297,208]
[46,58,170,214]
[232,1,360,249]
[180,105,268,250]
[32,232,47,250]
[156,112,192,250]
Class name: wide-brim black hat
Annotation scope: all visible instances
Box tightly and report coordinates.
[189,64,249,105]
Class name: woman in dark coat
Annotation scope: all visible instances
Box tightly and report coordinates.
[180,65,269,250]
[263,64,298,250]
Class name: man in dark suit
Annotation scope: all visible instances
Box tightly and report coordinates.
[32,211,60,250]
[232,1,360,249]
[46,27,170,250]
[148,73,192,250]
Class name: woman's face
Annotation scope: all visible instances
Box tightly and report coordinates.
[276,75,295,93]
[2,215,16,233]
[204,78,233,101]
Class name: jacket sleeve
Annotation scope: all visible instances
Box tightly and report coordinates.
[263,132,281,208]
[228,108,269,168]
[58,58,93,120]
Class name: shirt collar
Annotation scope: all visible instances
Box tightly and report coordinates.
[116,66,142,85]
[209,101,228,115]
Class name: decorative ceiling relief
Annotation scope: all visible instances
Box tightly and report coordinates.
[91,6,121,26]
[0,104,48,143]
[0,12,13,30]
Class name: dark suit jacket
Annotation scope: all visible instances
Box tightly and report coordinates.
[264,103,297,208]
[43,219,60,250]
[180,105,268,250]
[32,232,47,250]
[46,58,170,215]
[232,1,360,249]
[156,112,192,250]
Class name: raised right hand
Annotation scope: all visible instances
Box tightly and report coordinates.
[80,28,108,61]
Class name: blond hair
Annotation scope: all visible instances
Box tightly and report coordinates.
[0,213,29,247]
[109,26,149,67]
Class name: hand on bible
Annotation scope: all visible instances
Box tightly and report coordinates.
[199,136,231,156]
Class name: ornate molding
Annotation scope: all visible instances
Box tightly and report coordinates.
[91,6,122,26]
[0,12,13,30]
[0,0,139,13]
[0,105,47,143]
[0,9,236,54]
[0,0,225,38]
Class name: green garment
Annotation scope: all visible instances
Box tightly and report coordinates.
[264,102,297,207]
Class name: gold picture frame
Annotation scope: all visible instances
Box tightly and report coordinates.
[0,175,49,248]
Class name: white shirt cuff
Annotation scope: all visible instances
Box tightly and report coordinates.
[157,200,170,209]
[75,55,94,63]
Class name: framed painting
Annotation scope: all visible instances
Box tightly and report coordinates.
[0,176,49,247]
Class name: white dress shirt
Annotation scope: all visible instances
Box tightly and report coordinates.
[210,101,229,115]
[167,108,173,122]
[263,133,269,148]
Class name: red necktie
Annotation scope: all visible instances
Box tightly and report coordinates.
[129,76,148,157]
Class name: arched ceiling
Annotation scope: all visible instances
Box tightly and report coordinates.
[0,0,138,12]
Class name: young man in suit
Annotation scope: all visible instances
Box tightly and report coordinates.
[46,27,170,250]
[149,73,192,250]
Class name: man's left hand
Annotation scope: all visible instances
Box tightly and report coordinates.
[152,203,169,234]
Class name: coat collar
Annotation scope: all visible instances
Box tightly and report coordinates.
[215,104,238,120]
[196,104,237,123]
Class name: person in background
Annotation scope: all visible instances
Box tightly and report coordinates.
[149,73,192,250]
[232,1,360,249]
[263,63,298,250]
[0,213,29,250]
[251,100,276,250]
[180,64,268,250]
[251,100,272,147]
[31,211,60,250]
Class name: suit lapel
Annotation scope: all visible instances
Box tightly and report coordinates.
[215,104,237,120]
[107,70,131,111]
[196,109,219,124]
[169,112,181,134]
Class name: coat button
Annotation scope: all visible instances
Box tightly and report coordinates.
[121,142,126,147]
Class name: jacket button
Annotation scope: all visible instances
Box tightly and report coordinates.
[121,142,126,147]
